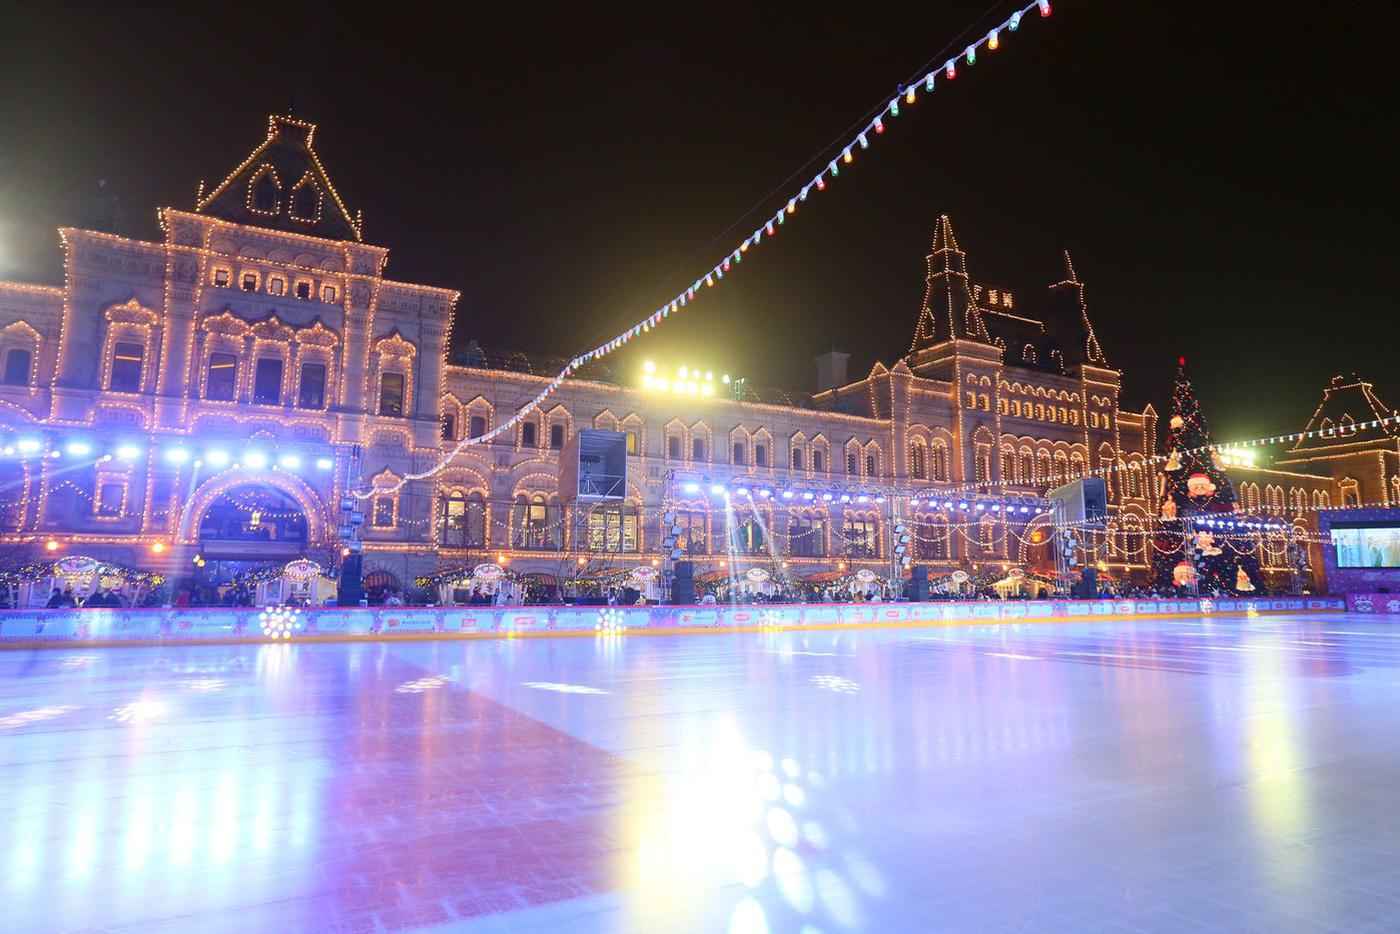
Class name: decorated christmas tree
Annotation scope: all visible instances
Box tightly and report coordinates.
[1150,358,1263,594]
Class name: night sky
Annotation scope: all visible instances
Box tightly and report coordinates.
[0,2,1392,445]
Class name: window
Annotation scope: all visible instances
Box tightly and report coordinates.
[241,272,259,292]
[550,424,565,449]
[267,276,286,296]
[292,183,318,220]
[440,492,485,547]
[378,372,405,416]
[298,362,326,408]
[788,514,826,557]
[865,454,876,476]
[673,510,707,555]
[667,435,681,460]
[513,495,559,549]
[586,503,638,552]
[96,482,125,518]
[791,448,803,470]
[692,438,705,461]
[847,452,858,475]
[371,496,395,527]
[731,517,765,554]
[3,348,32,386]
[295,280,312,300]
[813,450,824,473]
[732,442,746,466]
[910,446,926,479]
[626,432,637,454]
[206,352,237,400]
[253,358,283,404]
[441,414,456,440]
[843,517,879,558]
[755,443,767,467]
[522,422,537,447]
[109,342,143,392]
[320,284,338,303]
[211,267,231,287]
[252,174,279,213]
[469,415,486,439]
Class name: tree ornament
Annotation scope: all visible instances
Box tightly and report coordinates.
[1235,568,1256,592]
[1169,415,1184,429]
[1195,531,1222,557]
[1173,561,1196,587]
[1186,473,1217,499]
[1164,450,1182,471]
[1160,498,1177,520]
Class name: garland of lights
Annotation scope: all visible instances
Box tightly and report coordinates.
[358,0,1058,498]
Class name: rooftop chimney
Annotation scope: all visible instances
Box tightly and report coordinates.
[815,342,850,393]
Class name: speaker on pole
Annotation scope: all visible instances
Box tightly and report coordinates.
[907,565,934,602]
[670,560,695,604]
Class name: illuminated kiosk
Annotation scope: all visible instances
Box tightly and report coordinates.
[251,559,337,606]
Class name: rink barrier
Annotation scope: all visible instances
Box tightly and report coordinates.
[0,596,1350,647]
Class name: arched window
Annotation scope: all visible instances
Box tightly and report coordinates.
[910,445,926,480]
[440,491,486,547]
[514,493,559,549]
[469,415,487,439]
[206,352,237,400]
[791,447,804,470]
[291,180,319,220]
[1339,479,1361,508]
[3,347,32,386]
[692,436,706,462]
[917,515,949,560]
[847,451,858,475]
[812,448,825,473]
[866,453,877,477]
[921,441,945,482]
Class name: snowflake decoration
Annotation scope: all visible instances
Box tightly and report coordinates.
[596,607,626,634]
[258,606,303,640]
[760,609,782,628]
[1199,598,1213,615]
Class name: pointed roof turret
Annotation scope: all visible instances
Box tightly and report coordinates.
[910,215,990,350]
[1045,250,1107,367]
[195,115,362,241]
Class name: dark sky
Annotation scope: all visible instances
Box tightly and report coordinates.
[1,1,1393,445]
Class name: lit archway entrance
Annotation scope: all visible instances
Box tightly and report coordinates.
[195,485,310,561]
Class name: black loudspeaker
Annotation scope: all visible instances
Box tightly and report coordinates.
[908,565,934,602]
[1074,567,1099,598]
[338,554,364,606]
[670,561,695,604]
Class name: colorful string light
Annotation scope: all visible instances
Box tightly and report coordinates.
[360,1,1057,498]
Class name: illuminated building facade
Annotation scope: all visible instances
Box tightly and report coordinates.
[1,116,1388,594]
[0,116,457,591]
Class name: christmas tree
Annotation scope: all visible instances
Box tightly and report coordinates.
[1150,358,1263,594]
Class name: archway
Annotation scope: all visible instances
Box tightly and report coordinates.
[180,469,327,544]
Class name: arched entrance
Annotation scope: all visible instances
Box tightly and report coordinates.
[196,485,310,558]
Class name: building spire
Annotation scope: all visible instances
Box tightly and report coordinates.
[1046,248,1106,366]
[910,214,989,351]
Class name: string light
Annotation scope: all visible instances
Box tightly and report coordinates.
[357,0,1056,497]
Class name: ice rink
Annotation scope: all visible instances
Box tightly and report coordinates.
[4,611,1400,932]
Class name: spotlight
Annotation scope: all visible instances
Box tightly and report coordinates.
[16,438,42,454]
[164,447,190,463]
[45,539,60,552]
[64,440,92,457]
[278,454,301,469]
[839,494,851,503]
[684,482,700,494]
[802,492,815,500]
[875,495,886,504]
[735,486,749,497]
[857,495,870,503]
[115,444,142,461]
[150,542,166,554]
[822,493,833,501]
[758,489,773,498]
[315,456,334,470]
[710,484,726,496]
[242,450,268,469]
[206,449,230,466]
[782,491,795,500]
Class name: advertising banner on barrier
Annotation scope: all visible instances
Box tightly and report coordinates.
[0,596,1352,646]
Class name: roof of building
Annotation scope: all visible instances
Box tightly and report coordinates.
[195,115,362,242]
[907,215,1108,375]
[1280,375,1399,458]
